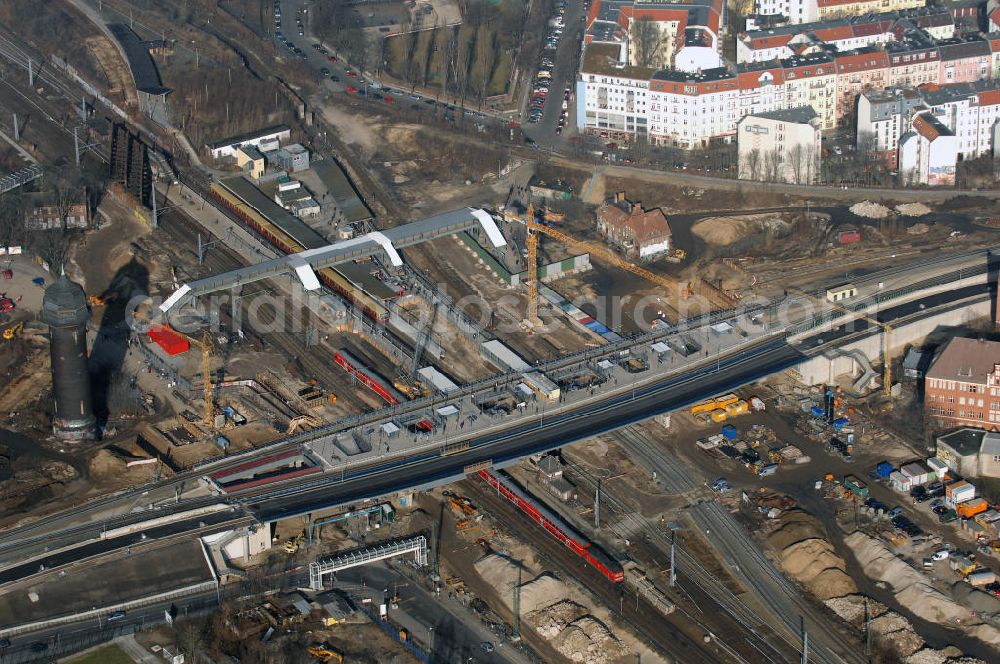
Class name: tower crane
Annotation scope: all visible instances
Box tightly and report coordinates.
[513,205,682,326]
[790,289,894,397]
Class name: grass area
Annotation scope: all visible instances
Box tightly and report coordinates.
[68,644,135,664]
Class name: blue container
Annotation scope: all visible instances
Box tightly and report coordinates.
[810,406,824,417]
[833,417,850,430]
[721,424,738,440]
[876,461,893,478]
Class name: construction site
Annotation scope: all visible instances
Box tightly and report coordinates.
[3,0,1000,662]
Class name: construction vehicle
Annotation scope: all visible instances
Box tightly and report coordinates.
[283,531,306,554]
[690,393,740,417]
[394,377,430,399]
[681,281,694,299]
[3,322,23,340]
[306,642,343,663]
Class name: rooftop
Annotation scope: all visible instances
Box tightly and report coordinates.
[581,42,653,79]
[312,159,373,224]
[747,105,818,124]
[108,24,169,95]
[925,337,1000,385]
[937,428,986,456]
[207,124,291,150]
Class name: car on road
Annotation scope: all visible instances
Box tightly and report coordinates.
[107,610,127,622]
[481,642,495,653]
[346,70,358,78]
[0,638,9,648]
[320,67,330,76]
[887,506,903,519]
[555,126,563,135]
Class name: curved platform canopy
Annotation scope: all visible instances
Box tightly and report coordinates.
[160,207,506,313]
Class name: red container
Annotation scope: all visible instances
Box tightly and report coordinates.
[148,324,190,355]
[839,230,862,245]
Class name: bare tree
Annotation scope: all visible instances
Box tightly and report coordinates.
[763,148,784,182]
[44,165,87,232]
[29,229,72,271]
[475,30,498,108]
[741,148,762,181]
[789,144,806,184]
[629,18,662,68]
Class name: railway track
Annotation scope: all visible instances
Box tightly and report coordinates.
[463,478,730,664]
[565,463,796,664]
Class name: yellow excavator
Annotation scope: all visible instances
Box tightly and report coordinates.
[306,642,343,663]
[3,322,23,340]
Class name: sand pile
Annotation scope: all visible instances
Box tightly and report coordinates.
[850,201,891,219]
[473,554,521,599]
[896,203,931,216]
[845,532,1000,649]
[690,214,786,245]
[768,511,856,599]
[907,223,932,235]
[519,573,569,613]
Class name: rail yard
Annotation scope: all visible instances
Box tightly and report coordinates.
[1,1,1000,663]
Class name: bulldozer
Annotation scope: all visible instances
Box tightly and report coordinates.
[306,642,343,663]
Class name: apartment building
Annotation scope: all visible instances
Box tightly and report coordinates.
[938,36,992,85]
[924,338,1000,432]
[738,7,953,64]
[579,42,654,142]
[834,47,890,123]
[737,106,822,183]
[816,0,923,21]
[898,111,957,185]
[586,0,724,73]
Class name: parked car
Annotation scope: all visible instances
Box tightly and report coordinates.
[932,549,950,561]
[711,478,732,493]
[887,506,904,519]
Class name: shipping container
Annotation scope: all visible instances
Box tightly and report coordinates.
[838,230,861,245]
[967,570,997,586]
[956,497,988,519]
[725,400,749,417]
[147,324,190,355]
[711,409,728,423]
[844,475,869,498]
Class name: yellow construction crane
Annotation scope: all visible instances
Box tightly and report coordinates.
[791,289,893,397]
[132,309,216,426]
[522,216,681,322]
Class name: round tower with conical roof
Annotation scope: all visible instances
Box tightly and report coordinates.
[39,273,95,441]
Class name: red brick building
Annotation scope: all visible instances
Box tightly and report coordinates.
[924,337,1000,431]
[596,192,672,260]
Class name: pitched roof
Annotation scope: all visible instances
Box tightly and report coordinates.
[926,337,1000,384]
[599,199,672,243]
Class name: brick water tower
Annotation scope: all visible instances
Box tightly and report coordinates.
[40,272,96,441]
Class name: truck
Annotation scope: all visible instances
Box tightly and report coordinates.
[844,475,869,499]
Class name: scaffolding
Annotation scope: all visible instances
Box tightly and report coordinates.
[309,536,428,590]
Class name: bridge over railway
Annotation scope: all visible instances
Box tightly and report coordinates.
[160,201,505,313]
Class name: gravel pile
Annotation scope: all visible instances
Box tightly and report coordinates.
[896,203,931,216]
[850,201,891,219]
[824,594,888,626]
